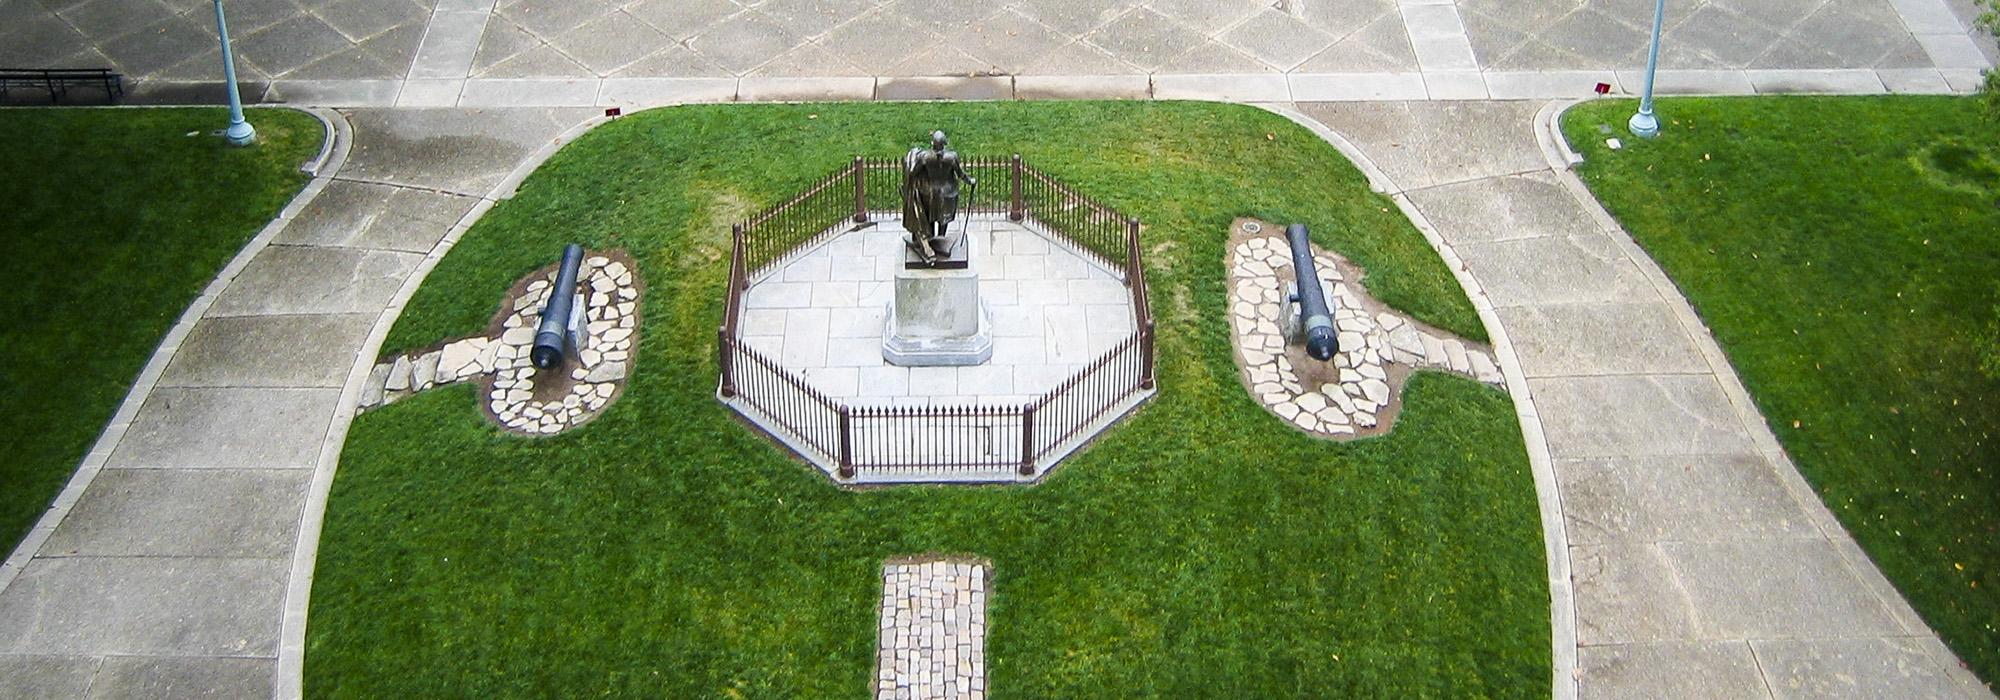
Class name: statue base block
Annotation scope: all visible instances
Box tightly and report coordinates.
[884,236,991,367]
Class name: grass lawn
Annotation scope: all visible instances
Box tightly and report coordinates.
[1564,96,2000,686]
[0,107,321,554]
[309,101,1547,698]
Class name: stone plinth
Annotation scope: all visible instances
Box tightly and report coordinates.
[884,237,992,366]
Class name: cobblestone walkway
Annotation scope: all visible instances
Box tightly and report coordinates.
[2,0,1992,106]
[877,558,988,700]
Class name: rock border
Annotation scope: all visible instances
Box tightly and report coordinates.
[357,249,643,436]
[1227,218,1503,439]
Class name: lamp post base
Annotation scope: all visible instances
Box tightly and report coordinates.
[1628,110,1659,139]
[223,119,256,146]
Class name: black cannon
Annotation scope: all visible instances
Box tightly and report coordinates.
[1285,223,1339,361]
[531,244,586,370]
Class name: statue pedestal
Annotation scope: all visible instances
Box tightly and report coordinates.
[884,235,992,366]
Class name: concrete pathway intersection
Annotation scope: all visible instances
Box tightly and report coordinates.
[0,0,1996,694]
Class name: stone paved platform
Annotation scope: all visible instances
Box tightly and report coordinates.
[741,215,1133,407]
[2,0,1989,107]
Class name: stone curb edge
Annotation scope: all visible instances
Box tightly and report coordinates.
[1536,99,1994,699]
[0,106,352,597]
[1255,102,1581,700]
[271,110,613,700]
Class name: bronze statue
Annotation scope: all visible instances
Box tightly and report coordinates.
[900,131,977,265]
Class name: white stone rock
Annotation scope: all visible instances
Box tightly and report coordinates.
[1273,401,1300,419]
[1361,378,1390,404]
[617,302,635,316]
[1356,413,1377,428]
[507,389,531,402]
[1375,313,1403,331]
[359,364,389,408]
[1420,334,1447,367]
[581,348,602,367]
[1389,326,1424,358]
[1292,411,1319,431]
[1317,407,1350,425]
[501,327,533,345]
[1359,364,1387,381]
[1242,260,1272,277]
[1296,392,1327,413]
[604,350,628,362]
[1342,382,1364,398]
[1338,332,1364,351]
[1326,386,1356,414]
[412,352,440,389]
[385,356,413,391]
[1470,351,1502,384]
[1261,392,1290,407]
[1253,381,1282,394]
[602,327,632,343]
[1443,340,1469,373]
[617,286,635,301]
[585,360,627,383]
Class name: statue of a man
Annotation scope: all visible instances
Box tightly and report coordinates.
[900,131,977,264]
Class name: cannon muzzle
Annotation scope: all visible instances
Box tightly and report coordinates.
[1286,224,1339,361]
[531,244,585,370]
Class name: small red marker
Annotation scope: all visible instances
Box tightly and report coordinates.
[604,107,623,118]
[1594,82,1612,95]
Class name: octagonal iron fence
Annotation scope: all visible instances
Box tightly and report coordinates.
[717,155,1155,481]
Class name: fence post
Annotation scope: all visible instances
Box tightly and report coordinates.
[1018,404,1035,476]
[837,406,855,479]
[1140,320,1156,390]
[717,328,737,398]
[1009,154,1024,221]
[851,156,868,223]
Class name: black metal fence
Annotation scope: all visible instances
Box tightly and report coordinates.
[719,156,1155,479]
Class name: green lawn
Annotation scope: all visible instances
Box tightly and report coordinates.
[0,108,321,554]
[309,101,1547,698]
[1564,96,1999,686]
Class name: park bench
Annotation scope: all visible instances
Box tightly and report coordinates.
[0,68,124,104]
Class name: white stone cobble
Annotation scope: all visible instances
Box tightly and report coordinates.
[358,253,640,435]
[878,559,987,700]
[1226,219,1505,439]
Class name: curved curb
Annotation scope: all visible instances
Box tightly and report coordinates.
[273,111,612,700]
[0,106,353,594]
[1255,102,1580,700]
[1538,99,1993,699]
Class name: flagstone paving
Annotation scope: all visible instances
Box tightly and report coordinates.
[1,0,1990,107]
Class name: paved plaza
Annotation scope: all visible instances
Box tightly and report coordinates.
[0,0,1998,693]
[0,0,1992,105]
[740,216,1134,407]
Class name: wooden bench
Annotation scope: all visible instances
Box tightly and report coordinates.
[0,68,125,104]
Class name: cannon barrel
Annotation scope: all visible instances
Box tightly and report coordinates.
[531,244,585,370]
[1286,224,1339,361]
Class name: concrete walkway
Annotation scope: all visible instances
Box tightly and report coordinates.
[1288,99,1992,698]
[0,98,1993,698]
[1,0,1992,106]
[0,106,590,698]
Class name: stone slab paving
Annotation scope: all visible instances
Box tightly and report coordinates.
[3,0,1989,107]
[1290,99,1994,699]
[740,215,1134,407]
[0,107,595,700]
[876,558,987,700]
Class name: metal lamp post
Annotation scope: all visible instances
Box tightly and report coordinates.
[211,0,255,145]
[1628,0,1665,138]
